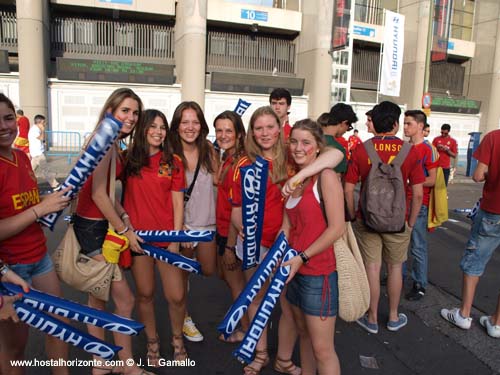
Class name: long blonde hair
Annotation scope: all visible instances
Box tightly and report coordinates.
[245,106,287,183]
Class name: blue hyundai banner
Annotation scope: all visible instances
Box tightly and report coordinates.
[140,243,202,274]
[136,230,215,243]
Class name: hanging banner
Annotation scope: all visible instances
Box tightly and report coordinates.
[331,0,352,51]
[380,10,405,97]
[431,0,454,63]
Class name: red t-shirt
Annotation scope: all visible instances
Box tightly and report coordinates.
[0,149,47,264]
[345,136,426,218]
[286,179,336,276]
[473,130,500,214]
[336,136,349,154]
[13,116,30,154]
[283,121,292,141]
[76,157,124,219]
[216,154,236,237]
[123,152,185,246]
[432,135,458,169]
[231,156,285,248]
[407,140,439,207]
[348,135,362,154]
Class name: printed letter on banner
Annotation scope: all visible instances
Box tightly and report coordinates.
[380,10,405,97]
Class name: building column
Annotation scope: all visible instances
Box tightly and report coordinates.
[483,8,500,133]
[399,0,431,109]
[175,0,207,109]
[296,0,333,119]
[16,0,49,121]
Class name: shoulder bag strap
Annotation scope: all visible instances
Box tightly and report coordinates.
[108,147,117,230]
[184,159,201,203]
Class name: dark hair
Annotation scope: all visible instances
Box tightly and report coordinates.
[0,94,16,113]
[365,109,373,117]
[16,109,23,116]
[170,101,214,174]
[34,114,46,124]
[316,112,331,127]
[269,88,292,106]
[213,110,246,182]
[371,101,401,133]
[328,103,358,126]
[291,119,325,151]
[124,109,175,179]
[404,110,427,125]
[441,123,451,131]
[423,123,430,130]
[354,129,359,134]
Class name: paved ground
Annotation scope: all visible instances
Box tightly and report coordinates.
[17,157,500,374]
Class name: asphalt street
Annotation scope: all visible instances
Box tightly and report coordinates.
[16,158,500,374]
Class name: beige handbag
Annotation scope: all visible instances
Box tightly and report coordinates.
[316,174,370,322]
[334,222,370,322]
[52,147,120,301]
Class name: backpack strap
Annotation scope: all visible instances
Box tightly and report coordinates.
[391,141,412,167]
[364,139,382,166]
[316,173,328,224]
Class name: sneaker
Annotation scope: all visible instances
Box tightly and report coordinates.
[405,284,426,301]
[356,315,379,334]
[387,313,408,332]
[183,316,204,342]
[479,316,500,338]
[440,307,472,330]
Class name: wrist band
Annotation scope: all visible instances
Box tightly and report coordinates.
[225,245,236,252]
[120,212,129,220]
[117,226,129,235]
[32,208,39,220]
[0,263,9,276]
[299,252,309,264]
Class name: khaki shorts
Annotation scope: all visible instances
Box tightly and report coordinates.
[352,220,411,264]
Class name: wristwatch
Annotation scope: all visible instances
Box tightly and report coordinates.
[299,252,309,264]
[0,263,10,277]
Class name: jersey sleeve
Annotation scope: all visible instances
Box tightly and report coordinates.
[407,147,426,185]
[171,155,186,192]
[473,133,492,166]
[230,157,250,207]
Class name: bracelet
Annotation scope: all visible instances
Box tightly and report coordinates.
[32,208,39,220]
[117,226,129,235]
[299,252,309,264]
[0,295,3,310]
[120,212,130,220]
[0,263,9,276]
[225,245,236,252]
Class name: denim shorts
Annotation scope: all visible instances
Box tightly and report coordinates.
[286,271,339,317]
[9,252,53,284]
[73,215,108,257]
[460,208,500,276]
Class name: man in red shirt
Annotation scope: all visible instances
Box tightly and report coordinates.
[348,129,362,155]
[432,123,458,186]
[345,101,424,334]
[13,109,30,157]
[441,129,500,338]
[403,110,439,301]
[269,88,292,140]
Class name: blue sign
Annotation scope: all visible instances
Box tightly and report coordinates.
[241,9,268,22]
[353,25,376,38]
[448,41,455,50]
[99,0,133,5]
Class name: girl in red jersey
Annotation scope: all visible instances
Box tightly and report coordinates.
[122,109,187,364]
[213,111,249,343]
[72,88,153,375]
[169,102,219,343]
[0,93,71,375]
[282,119,345,375]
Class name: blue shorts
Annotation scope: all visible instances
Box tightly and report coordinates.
[460,208,500,277]
[9,252,53,284]
[286,271,339,317]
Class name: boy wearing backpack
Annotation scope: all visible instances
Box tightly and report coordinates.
[344,101,424,333]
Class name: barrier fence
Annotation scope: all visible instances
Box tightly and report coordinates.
[45,130,82,164]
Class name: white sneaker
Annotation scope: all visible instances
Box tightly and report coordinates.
[183,316,204,342]
[440,307,472,330]
[479,316,500,338]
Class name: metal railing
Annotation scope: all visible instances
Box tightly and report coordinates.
[51,16,175,63]
[207,30,296,76]
[45,130,82,164]
[354,0,398,25]
[351,47,379,89]
[0,10,17,51]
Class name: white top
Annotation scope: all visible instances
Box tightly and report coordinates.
[28,125,44,157]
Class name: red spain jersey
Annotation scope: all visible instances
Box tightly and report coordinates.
[216,154,236,237]
[473,130,500,214]
[407,140,439,207]
[76,156,124,219]
[345,136,425,219]
[432,135,458,169]
[230,156,285,248]
[123,152,185,246]
[0,149,46,264]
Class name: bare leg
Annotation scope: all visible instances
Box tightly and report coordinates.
[195,240,217,277]
[0,320,29,375]
[276,292,299,371]
[291,304,315,375]
[365,262,382,323]
[460,273,479,317]
[386,262,403,322]
[304,314,339,375]
[491,294,500,326]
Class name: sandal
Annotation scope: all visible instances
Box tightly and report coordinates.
[218,328,245,343]
[171,334,188,361]
[273,357,302,375]
[146,334,164,368]
[243,349,269,375]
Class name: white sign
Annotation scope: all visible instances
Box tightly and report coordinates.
[380,11,405,97]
